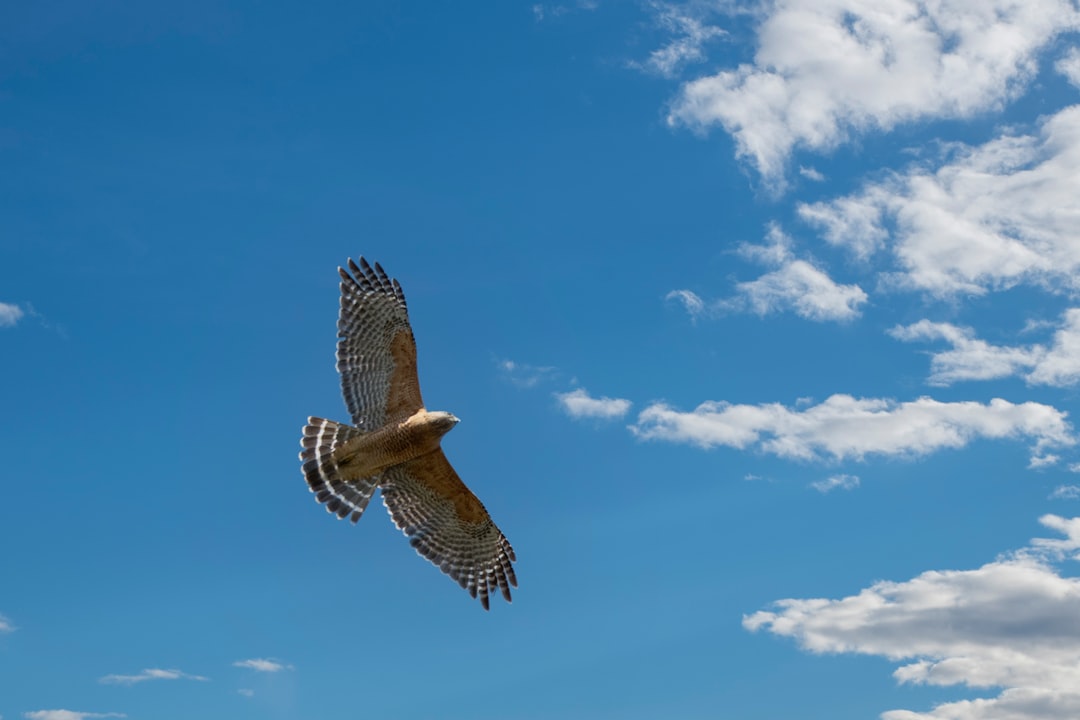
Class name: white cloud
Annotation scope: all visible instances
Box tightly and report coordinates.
[555,388,632,420]
[745,514,1080,720]
[0,612,13,633]
[670,226,868,322]
[733,226,868,321]
[799,165,825,182]
[99,668,208,685]
[0,302,24,328]
[891,310,1080,387]
[882,689,1080,720]
[1027,515,1080,560]
[798,191,889,260]
[1029,453,1060,469]
[667,0,1080,184]
[732,258,868,322]
[631,394,1073,463]
[889,320,1042,385]
[801,105,1080,297]
[1057,47,1080,88]
[1050,485,1080,500]
[238,689,254,698]
[811,474,860,492]
[1027,309,1080,386]
[637,2,726,77]
[24,713,125,720]
[233,658,291,673]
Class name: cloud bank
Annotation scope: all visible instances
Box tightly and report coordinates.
[745,515,1080,719]
[631,394,1073,463]
[667,0,1080,184]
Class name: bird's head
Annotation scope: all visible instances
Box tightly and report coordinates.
[428,411,460,436]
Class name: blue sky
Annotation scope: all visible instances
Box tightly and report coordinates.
[3,1,1080,718]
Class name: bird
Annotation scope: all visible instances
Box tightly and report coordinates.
[299,258,517,609]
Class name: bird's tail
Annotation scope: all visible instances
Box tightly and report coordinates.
[300,417,380,523]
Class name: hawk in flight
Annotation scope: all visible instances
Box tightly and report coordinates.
[300,258,517,609]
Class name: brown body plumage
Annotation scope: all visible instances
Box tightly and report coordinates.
[331,410,458,478]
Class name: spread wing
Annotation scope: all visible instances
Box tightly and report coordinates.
[381,449,517,610]
[337,258,424,428]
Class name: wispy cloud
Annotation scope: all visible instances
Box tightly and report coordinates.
[24,712,126,720]
[238,689,254,698]
[635,2,726,78]
[531,0,597,23]
[810,474,860,493]
[745,514,1080,719]
[892,309,1080,387]
[801,105,1080,297]
[233,658,292,673]
[497,358,557,388]
[665,289,706,319]
[631,394,1073,464]
[668,225,867,323]
[667,0,1080,185]
[1051,485,1080,500]
[0,302,24,328]
[0,612,13,633]
[99,668,208,685]
[555,388,632,420]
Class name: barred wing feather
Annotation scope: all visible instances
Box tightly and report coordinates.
[381,450,517,610]
[336,258,424,428]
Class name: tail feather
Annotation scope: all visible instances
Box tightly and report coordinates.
[299,417,380,523]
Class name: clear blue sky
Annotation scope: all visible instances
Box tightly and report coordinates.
[3,2,1080,719]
